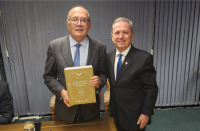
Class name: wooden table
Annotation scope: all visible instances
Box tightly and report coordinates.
[0,117,117,131]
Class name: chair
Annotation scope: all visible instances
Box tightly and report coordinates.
[50,95,56,121]
[104,79,110,117]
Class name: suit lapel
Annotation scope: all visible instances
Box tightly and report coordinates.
[86,36,97,65]
[60,36,74,67]
[116,45,135,82]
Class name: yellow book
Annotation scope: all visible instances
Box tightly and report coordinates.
[64,65,96,106]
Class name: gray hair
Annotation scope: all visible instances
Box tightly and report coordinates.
[67,6,91,22]
[111,17,133,33]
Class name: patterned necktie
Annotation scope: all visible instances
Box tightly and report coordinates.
[116,54,122,78]
[74,43,81,66]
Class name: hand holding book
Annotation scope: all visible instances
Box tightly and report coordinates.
[61,89,73,107]
[89,76,100,88]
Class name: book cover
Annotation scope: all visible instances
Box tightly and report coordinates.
[64,65,96,106]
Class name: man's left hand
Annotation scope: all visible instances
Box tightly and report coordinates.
[137,114,149,129]
[90,76,100,88]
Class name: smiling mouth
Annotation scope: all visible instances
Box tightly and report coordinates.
[76,29,83,31]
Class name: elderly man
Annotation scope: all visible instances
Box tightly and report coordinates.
[106,17,158,131]
[43,6,106,123]
[0,80,14,125]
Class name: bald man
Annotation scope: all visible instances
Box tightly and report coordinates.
[43,6,106,123]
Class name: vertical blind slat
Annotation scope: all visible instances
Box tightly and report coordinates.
[154,1,200,106]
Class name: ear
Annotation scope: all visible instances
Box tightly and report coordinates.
[111,33,113,41]
[131,32,134,40]
[88,22,91,30]
[66,20,70,29]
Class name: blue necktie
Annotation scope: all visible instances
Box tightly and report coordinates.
[116,54,122,78]
[74,43,81,66]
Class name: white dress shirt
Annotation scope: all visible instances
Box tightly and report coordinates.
[69,35,89,66]
[114,45,131,80]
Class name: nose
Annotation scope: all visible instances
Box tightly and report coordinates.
[118,33,124,38]
[77,19,82,26]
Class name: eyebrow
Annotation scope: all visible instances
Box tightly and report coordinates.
[71,17,88,19]
[114,30,130,32]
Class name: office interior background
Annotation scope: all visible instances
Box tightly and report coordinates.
[0,1,199,118]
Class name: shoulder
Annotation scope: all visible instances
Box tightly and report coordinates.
[50,36,69,46]
[133,46,152,59]
[132,47,154,67]
[89,37,105,47]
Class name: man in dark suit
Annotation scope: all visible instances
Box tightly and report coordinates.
[107,17,158,131]
[0,80,14,125]
[43,6,106,123]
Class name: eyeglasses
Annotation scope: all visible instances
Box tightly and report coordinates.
[68,18,89,26]
[113,31,131,37]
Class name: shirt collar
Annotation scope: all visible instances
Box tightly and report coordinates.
[115,44,131,57]
[69,35,88,48]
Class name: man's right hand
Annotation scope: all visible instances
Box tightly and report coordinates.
[61,89,72,107]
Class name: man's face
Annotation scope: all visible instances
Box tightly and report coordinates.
[67,7,91,43]
[111,21,134,53]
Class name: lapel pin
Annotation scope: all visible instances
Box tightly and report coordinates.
[125,61,128,65]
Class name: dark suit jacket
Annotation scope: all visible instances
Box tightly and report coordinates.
[0,80,14,125]
[43,35,106,123]
[106,45,158,130]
